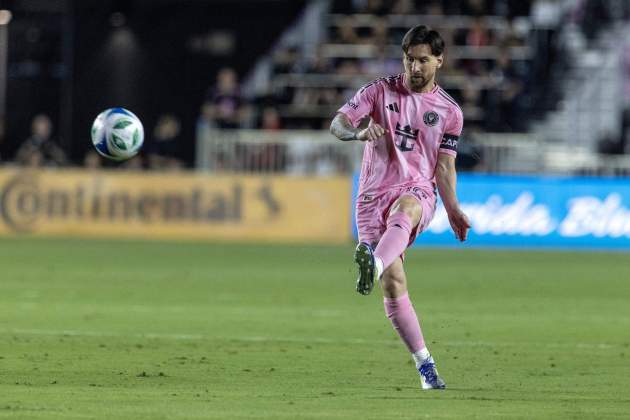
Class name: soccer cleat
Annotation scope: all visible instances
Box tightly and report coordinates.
[354,242,377,295]
[417,357,446,390]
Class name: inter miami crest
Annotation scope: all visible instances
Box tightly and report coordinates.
[423,111,439,126]
[394,122,419,152]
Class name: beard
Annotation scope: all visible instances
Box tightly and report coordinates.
[408,72,433,91]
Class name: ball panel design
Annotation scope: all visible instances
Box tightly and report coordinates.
[107,107,135,118]
[93,135,111,158]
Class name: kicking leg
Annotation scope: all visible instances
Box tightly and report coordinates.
[373,195,422,276]
[354,195,422,296]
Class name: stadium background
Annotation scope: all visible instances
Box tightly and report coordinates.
[0,1,629,419]
[0,0,629,247]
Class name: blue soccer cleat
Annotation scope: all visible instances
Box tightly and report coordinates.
[354,242,377,295]
[418,356,446,390]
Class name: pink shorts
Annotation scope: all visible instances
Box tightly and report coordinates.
[355,185,437,249]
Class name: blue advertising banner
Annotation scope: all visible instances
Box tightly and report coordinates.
[352,174,630,249]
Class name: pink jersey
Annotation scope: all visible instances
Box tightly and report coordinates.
[338,73,463,197]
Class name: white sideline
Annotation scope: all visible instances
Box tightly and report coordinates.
[0,328,617,350]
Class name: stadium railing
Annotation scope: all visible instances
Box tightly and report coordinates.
[195,125,363,175]
[196,128,630,176]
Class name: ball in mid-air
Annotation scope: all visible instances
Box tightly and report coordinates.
[91,108,144,161]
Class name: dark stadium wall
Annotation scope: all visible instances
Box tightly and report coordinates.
[70,0,307,165]
[2,0,66,160]
[2,0,306,163]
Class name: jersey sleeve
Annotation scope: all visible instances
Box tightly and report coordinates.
[336,81,379,127]
[439,105,463,157]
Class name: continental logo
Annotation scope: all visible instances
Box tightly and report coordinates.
[0,173,280,233]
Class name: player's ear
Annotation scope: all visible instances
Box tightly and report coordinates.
[436,55,444,68]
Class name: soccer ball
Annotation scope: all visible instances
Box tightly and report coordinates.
[91,108,144,161]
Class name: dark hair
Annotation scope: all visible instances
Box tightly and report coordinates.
[401,25,445,56]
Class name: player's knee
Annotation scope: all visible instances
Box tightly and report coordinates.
[391,196,422,225]
[381,269,406,295]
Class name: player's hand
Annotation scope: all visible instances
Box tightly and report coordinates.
[447,208,471,242]
[356,123,388,142]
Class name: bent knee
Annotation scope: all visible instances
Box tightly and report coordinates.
[381,270,406,296]
[391,196,422,224]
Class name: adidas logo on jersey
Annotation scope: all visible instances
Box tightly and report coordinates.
[386,103,400,113]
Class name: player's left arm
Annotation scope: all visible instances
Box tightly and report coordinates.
[435,152,471,242]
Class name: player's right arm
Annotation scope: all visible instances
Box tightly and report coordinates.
[330,80,387,142]
[330,113,387,142]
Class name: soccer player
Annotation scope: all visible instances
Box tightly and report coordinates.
[330,25,471,390]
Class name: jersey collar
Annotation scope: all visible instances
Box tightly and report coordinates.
[402,73,439,95]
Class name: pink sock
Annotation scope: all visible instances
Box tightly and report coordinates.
[374,212,413,270]
[384,292,425,353]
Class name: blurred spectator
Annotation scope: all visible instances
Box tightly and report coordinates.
[147,114,184,170]
[260,107,282,131]
[361,44,401,76]
[267,0,546,136]
[272,47,301,74]
[355,0,389,16]
[391,0,417,14]
[15,114,67,167]
[201,67,246,129]
[336,15,361,44]
[499,19,527,47]
[367,17,389,47]
[423,1,445,15]
[466,17,492,48]
[456,17,493,75]
[486,48,526,131]
[303,45,334,75]
[336,59,361,76]
[461,0,490,16]
[580,0,612,42]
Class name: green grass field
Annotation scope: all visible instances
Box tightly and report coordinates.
[0,237,629,419]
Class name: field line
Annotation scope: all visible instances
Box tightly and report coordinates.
[0,327,619,350]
